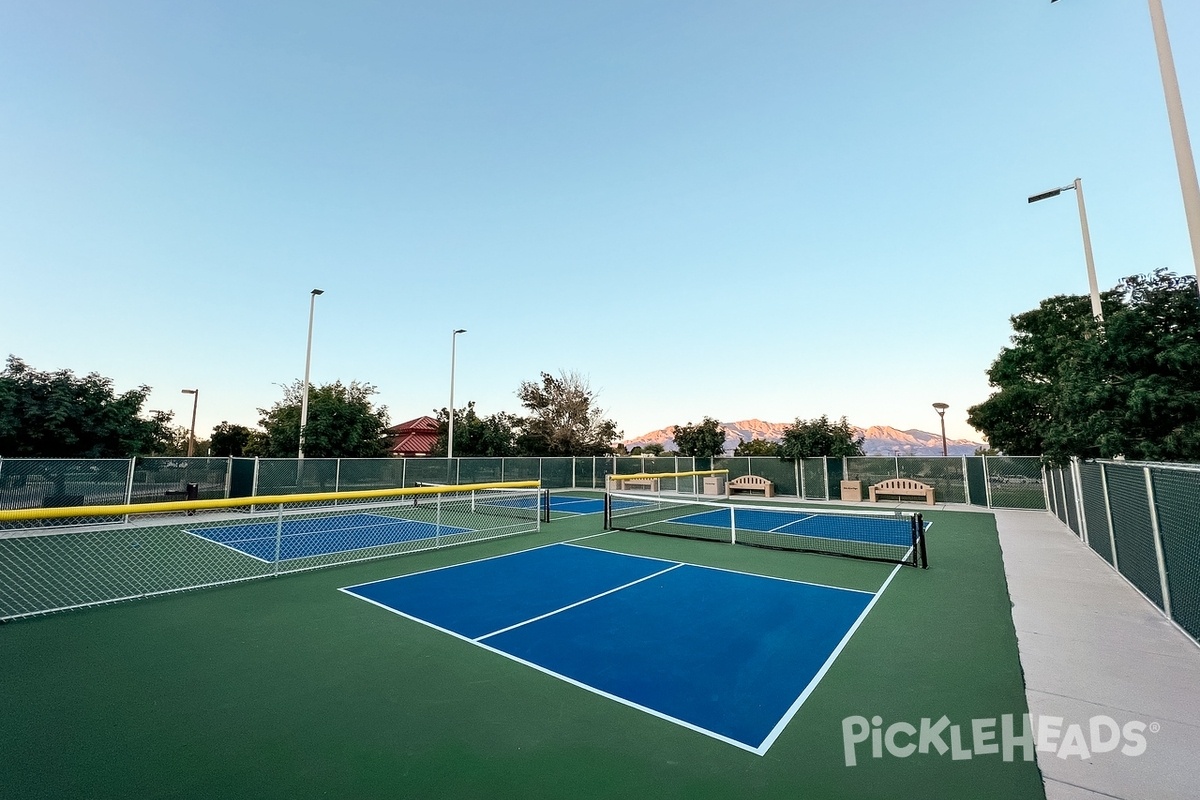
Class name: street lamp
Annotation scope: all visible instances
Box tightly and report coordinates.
[932,403,949,458]
[1028,178,1104,321]
[447,329,466,459]
[181,389,198,457]
[1051,0,1200,294]
[298,289,324,459]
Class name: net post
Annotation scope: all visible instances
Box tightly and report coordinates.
[542,489,551,524]
[916,513,928,568]
[603,492,612,530]
[730,506,737,546]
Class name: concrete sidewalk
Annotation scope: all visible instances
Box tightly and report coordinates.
[994,509,1200,800]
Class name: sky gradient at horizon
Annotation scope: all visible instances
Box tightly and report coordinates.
[2,1,1197,444]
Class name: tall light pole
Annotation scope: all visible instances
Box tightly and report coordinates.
[181,389,198,457]
[1052,0,1200,294]
[447,329,466,459]
[932,403,949,458]
[1029,179,1104,321]
[298,289,324,459]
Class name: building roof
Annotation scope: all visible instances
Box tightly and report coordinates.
[388,415,439,435]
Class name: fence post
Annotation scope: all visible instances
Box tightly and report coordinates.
[1072,459,1089,544]
[961,456,970,505]
[1144,467,1173,618]
[1043,465,1054,518]
[794,460,801,500]
[824,457,830,500]
[124,457,136,505]
[334,458,342,493]
[252,457,261,498]
[982,456,993,508]
[1100,464,1119,570]
[224,457,233,499]
[273,503,284,575]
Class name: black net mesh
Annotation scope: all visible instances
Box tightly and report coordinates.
[1078,462,1113,565]
[1149,467,1200,641]
[1105,463,1164,609]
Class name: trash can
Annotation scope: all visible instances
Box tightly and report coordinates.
[185,483,199,501]
[840,480,862,502]
[703,475,726,495]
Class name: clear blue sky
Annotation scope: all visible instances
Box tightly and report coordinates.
[2,1,1197,444]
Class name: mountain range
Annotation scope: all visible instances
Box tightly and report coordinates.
[623,419,983,457]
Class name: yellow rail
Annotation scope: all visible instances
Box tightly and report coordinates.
[0,480,542,522]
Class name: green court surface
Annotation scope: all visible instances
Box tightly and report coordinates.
[0,503,1044,800]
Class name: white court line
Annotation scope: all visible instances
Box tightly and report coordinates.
[754,559,906,754]
[474,563,684,641]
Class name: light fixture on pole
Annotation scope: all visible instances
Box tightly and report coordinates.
[447,329,466,459]
[181,389,199,457]
[298,289,324,459]
[1050,0,1200,294]
[1028,179,1104,321]
[932,403,949,458]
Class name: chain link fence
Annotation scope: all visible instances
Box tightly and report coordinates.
[1054,459,1200,645]
[1,454,1047,511]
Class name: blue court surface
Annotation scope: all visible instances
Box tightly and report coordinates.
[185,513,469,562]
[668,507,920,545]
[341,542,884,753]
[547,494,643,515]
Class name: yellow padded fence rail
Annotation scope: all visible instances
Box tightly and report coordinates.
[0,480,542,522]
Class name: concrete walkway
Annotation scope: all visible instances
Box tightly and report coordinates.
[994,509,1200,800]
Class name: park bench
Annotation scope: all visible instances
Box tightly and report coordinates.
[869,478,935,505]
[726,474,775,498]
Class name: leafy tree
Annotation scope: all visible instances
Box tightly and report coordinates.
[778,415,865,459]
[210,422,255,457]
[672,417,727,457]
[515,371,621,456]
[146,426,212,456]
[968,270,1200,464]
[735,437,781,456]
[641,443,666,456]
[431,402,519,457]
[0,356,173,457]
[256,380,391,458]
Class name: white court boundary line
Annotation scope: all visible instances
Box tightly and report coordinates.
[341,541,897,754]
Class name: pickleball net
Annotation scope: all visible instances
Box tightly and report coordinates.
[0,481,546,621]
[604,491,927,567]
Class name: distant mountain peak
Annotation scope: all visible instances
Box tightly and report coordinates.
[623,418,982,456]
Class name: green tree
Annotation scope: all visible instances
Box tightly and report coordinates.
[672,417,727,457]
[968,270,1200,463]
[432,402,519,457]
[0,356,173,457]
[210,422,255,457]
[778,415,865,459]
[641,443,666,456]
[735,437,780,456]
[146,426,212,456]
[256,380,391,457]
[515,371,621,456]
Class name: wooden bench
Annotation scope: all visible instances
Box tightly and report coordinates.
[869,478,935,505]
[726,474,775,498]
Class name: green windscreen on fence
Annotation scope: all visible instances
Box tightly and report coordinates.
[1104,464,1164,609]
[1078,462,1113,565]
[1150,467,1200,641]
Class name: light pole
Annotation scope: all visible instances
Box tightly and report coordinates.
[447,329,466,459]
[298,289,324,459]
[181,389,198,457]
[1051,0,1200,294]
[932,403,949,458]
[1029,179,1104,321]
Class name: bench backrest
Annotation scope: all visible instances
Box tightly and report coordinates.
[873,478,931,491]
[728,475,770,486]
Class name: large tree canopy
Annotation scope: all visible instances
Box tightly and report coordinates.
[968,270,1200,464]
[777,415,865,459]
[256,380,391,458]
[432,402,519,457]
[0,356,173,457]
[672,417,727,457]
[515,371,620,456]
